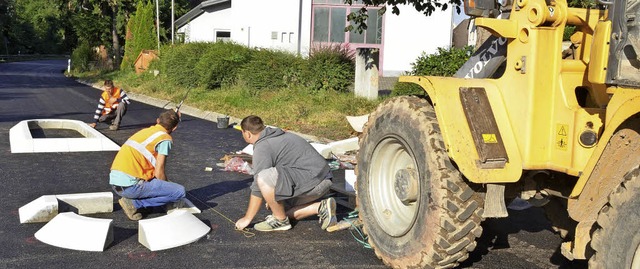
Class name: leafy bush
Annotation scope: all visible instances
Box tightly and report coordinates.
[392,46,472,96]
[304,43,355,92]
[568,0,596,7]
[195,42,252,89]
[160,42,210,89]
[71,41,95,72]
[563,25,576,41]
[236,49,305,90]
[391,81,426,97]
[411,46,473,77]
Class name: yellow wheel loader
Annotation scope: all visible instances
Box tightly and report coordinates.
[355,0,640,267]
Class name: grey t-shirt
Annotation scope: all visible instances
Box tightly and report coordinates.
[249,127,331,201]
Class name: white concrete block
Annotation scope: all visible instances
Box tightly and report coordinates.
[34,212,113,252]
[345,170,356,193]
[165,198,201,214]
[328,137,359,155]
[311,143,332,159]
[9,122,33,153]
[19,192,113,223]
[32,138,69,152]
[56,192,113,214]
[10,119,120,153]
[346,114,369,133]
[101,139,122,151]
[138,210,210,251]
[19,195,58,223]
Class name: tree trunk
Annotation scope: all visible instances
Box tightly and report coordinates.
[111,4,121,69]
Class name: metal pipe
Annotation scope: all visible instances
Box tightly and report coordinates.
[156,0,160,50]
[171,0,175,45]
[297,0,303,56]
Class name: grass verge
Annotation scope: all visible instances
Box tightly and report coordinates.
[76,70,382,141]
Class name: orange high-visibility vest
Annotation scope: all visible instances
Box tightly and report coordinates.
[101,87,123,115]
[111,124,172,180]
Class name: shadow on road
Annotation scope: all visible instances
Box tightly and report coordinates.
[187,178,253,208]
[460,207,588,268]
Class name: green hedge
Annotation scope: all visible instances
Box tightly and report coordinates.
[393,46,473,96]
[411,46,473,77]
[160,42,210,89]
[149,42,356,93]
[305,44,355,92]
[236,49,306,90]
[195,42,252,89]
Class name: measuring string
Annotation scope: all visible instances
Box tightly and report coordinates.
[186,192,255,238]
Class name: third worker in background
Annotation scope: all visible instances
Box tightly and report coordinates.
[88,79,130,131]
[235,115,337,232]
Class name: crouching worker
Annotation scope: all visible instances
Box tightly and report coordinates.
[88,79,130,131]
[234,115,336,232]
[110,110,185,220]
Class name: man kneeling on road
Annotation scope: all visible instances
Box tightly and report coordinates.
[88,80,130,131]
[110,110,185,220]
[234,115,336,232]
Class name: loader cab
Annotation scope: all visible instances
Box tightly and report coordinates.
[464,0,500,17]
[606,0,640,88]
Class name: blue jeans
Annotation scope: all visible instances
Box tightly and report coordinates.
[113,178,185,209]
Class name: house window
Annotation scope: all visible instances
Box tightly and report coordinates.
[348,9,382,44]
[312,3,382,45]
[215,30,231,42]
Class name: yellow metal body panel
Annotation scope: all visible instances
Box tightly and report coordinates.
[400,2,610,184]
[587,21,612,84]
[570,88,640,198]
[401,76,523,182]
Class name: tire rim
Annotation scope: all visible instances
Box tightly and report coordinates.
[369,135,421,237]
[632,241,640,269]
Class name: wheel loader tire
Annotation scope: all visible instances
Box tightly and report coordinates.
[356,96,484,269]
[588,166,640,268]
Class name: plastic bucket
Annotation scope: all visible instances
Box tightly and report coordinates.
[217,116,229,129]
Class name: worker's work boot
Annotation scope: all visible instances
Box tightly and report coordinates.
[118,198,142,220]
[318,197,337,230]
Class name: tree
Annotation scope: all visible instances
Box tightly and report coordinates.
[345,0,595,32]
[156,0,192,42]
[67,0,190,69]
[0,0,15,54]
[2,0,72,54]
[1,0,191,60]
[344,0,463,33]
[67,0,137,68]
[121,0,156,70]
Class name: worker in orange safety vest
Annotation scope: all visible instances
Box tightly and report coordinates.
[109,109,185,220]
[88,80,130,131]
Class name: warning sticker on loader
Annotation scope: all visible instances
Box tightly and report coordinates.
[556,124,569,150]
[482,133,498,143]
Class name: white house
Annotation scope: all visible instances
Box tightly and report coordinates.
[176,0,454,76]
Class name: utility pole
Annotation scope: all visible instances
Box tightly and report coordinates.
[155,0,160,50]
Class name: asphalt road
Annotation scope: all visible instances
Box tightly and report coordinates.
[0,60,587,269]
